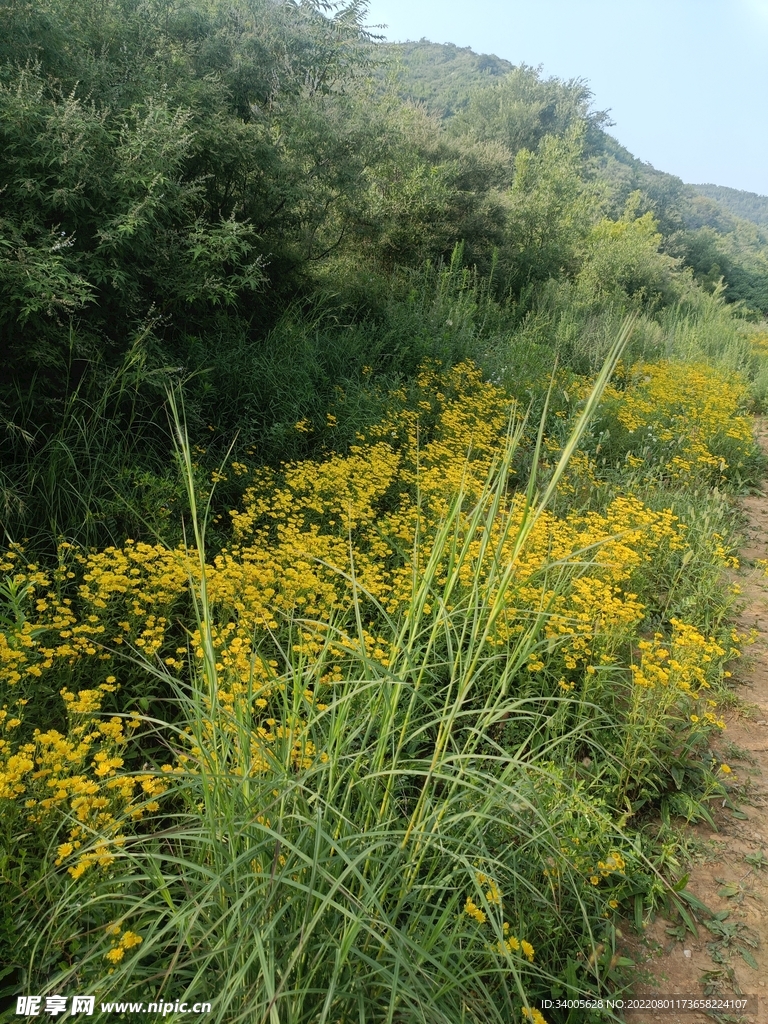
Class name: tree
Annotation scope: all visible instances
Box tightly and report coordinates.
[450,64,608,156]
[498,126,596,290]
[577,200,680,308]
[0,0,382,384]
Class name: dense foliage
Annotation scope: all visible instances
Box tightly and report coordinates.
[378,39,513,116]
[2,3,768,1021]
[387,42,768,317]
[691,183,768,229]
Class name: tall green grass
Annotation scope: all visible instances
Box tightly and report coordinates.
[0,332,179,552]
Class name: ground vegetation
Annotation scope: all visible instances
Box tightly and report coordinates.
[2,5,768,1021]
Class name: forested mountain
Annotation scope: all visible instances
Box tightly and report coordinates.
[379,39,513,116]
[690,183,768,228]
[385,40,768,314]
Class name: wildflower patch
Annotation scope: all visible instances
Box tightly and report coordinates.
[0,356,753,1013]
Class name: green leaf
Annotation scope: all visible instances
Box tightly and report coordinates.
[633,894,644,931]
[675,901,699,939]
[738,948,758,970]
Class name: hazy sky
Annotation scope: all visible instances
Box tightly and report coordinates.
[365,0,768,196]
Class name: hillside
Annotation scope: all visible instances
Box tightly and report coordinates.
[690,182,768,228]
[384,40,768,314]
[379,39,513,116]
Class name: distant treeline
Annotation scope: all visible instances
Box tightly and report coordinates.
[690,182,768,228]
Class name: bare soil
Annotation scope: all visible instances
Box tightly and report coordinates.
[623,417,768,1024]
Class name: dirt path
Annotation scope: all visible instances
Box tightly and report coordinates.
[624,417,768,1024]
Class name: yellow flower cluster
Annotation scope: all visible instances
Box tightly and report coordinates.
[476,871,502,906]
[522,1008,548,1024]
[463,898,487,925]
[603,360,755,482]
[0,359,741,884]
[631,619,726,712]
[104,923,143,963]
[0,368,591,687]
[499,930,536,962]
[462,874,535,962]
[588,850,627,886]
[547,832,628,891]
[750,329,768,355]
[0,683,173,880]
[0,365,722,715]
